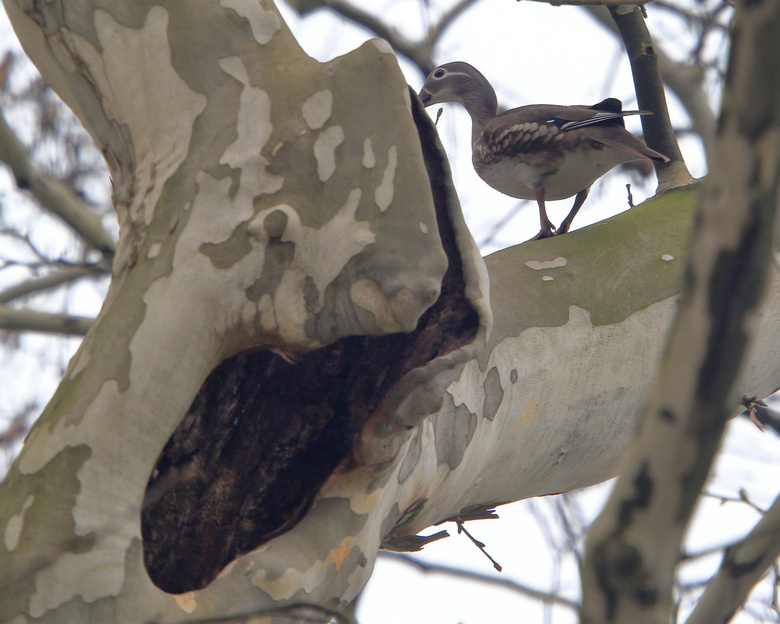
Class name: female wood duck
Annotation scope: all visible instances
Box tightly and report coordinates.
[418,61,669,239]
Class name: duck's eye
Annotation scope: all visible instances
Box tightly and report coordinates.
[433,68,445,78]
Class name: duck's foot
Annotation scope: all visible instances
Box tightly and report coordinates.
[529,225,557,241]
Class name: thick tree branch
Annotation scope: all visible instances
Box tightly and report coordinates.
[584,5,717,149]
[0,108,115,258]
[608,4,696,192]
[0,266,105,304]
[581,0,780,619]
[0,304,93,335]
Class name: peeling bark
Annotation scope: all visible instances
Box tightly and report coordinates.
[141,93,480,594]
[1,1,780,623]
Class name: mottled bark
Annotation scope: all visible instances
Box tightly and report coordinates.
[582,0,780,620]
[1,2,780,624]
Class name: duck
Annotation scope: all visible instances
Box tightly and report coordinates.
[418,61,669,239]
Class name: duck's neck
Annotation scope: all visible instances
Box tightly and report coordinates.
[458,76,498,140]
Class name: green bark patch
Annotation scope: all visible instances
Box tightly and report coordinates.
[0,445,93,622]
[487,185,697,342]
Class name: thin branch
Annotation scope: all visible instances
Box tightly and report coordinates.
[0,227,53,265]
[701,488,768,514]
[0,266,105,304]
[0,401,37,450]
[584,5,717,149]
[679,541,733,563]
[286,0,487,76]
[0,108,116,257]
[454,519,503,571]
[427,0,482,45]
[0,304,93,336]
[608,4,696,192]
[378,551,581,612]
[651,1,730,34]
[686,492,780,624]
[479,200,530,248]
[287,0,427,67]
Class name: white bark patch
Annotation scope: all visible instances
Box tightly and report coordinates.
[216,559,239,579]
[20,380,143,616]
[219,56,284,196]
[302,90,333,130]
[371,39,394,54]
[173,592,198,613]
[443,301,678,504]
[403,85,412,113]
[257,293,278,333]
[314,126,345,182]
[351,280,417,333]
[147,241,163,259]
[71,8,207,226]
[220,0,281,44]
[250,188,375,309]
[374,145,398,211]
[140,171,265,347]
[290,188,372,301]
[252,536,360,599]
[524,257,568,270]
[67,334,93,380]
[362,137,376,169]
[3,494,34,552]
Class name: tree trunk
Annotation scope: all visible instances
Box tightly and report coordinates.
[1,2,780,623]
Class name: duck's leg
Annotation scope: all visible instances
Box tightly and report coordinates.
[532,187,557,240]
[556,187,590,235]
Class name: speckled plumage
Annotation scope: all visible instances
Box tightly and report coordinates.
[419,61,669,239]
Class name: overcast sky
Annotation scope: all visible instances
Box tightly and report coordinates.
[1,2,778,623]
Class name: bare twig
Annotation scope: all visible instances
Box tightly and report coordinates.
[686,493,780,624]
[286,0,483,76]
[427,0,482,46]
[454,519,503,571]
[0,304,93,336]
[0,108,115,257]
[0,266,105,304]
[0,401,37,450]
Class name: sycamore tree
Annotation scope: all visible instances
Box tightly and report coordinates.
[0,1,780,624]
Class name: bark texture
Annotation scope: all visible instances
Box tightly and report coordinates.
[582,0,780,620]
[1,2,780,623]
